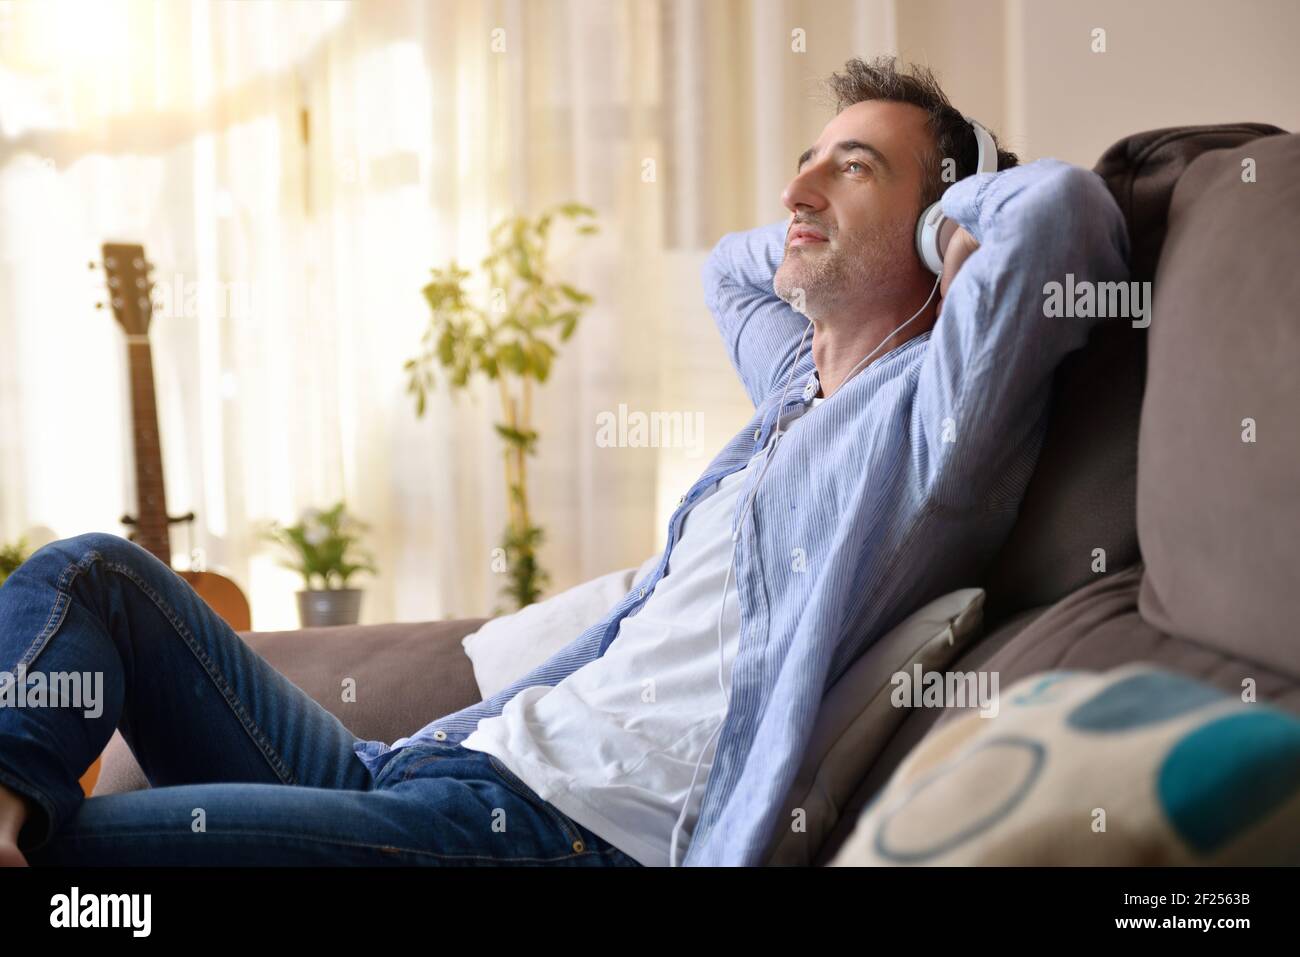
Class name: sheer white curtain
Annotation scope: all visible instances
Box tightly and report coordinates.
[0,0,894,628]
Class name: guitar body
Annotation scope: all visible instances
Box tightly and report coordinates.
[179,570,252,632]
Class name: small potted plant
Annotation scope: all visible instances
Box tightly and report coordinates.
[262,502,378,627]
[0,537,29,587]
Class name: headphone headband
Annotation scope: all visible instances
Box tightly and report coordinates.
[915,115,998,275]
[965,115,999,177]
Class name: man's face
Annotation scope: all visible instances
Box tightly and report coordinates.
[774,99,933,319]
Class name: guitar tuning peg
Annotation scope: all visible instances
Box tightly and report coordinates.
[132,257,144,270]
[105,256,117,269]
[87,260,98,270]
[137,296,149,310]
[95,301,104,310]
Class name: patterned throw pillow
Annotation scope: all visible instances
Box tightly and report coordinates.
[830,664,1300,865]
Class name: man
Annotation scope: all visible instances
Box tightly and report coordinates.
[0,56,1128,867]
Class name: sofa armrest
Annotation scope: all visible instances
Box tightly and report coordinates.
[93,617,488,796]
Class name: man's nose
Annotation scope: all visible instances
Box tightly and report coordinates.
[782,166,827,216]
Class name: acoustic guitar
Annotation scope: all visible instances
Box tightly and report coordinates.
[93,243,252,632]
[78,242,254,796]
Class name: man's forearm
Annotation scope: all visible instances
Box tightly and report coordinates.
[909,159,1132,500]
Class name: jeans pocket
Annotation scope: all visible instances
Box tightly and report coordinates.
[483,753,590,855]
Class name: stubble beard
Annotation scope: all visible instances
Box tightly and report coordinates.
[775,226,887,322]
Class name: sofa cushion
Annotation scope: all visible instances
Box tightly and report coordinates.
[93,617,486,796]
[764,588,984,865]
[1136,132,1300,675]
[1093,124,1287,284]
[947,563,1300,717]
[829,664,1300,865]
[979,124,1286,626]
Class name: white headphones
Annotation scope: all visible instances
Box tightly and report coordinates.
[914,115,999,275]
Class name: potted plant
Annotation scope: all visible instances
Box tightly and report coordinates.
[404,202,599,612]
[261,502,378,627]
[0,537,29,587]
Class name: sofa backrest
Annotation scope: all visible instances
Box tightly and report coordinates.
[978,123,1289,627]
[1135,130,1300,676]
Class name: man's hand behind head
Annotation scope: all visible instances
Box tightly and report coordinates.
[938,226,980,315]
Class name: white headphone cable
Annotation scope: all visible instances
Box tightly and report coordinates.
[840,274,941,390]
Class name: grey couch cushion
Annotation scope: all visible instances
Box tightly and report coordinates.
[1136,133,1300,675]
[764,588,985,866]
[93,618,486,796]
[946,563,1300,719]
[979,124,1287,627]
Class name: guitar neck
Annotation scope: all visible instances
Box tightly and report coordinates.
[125,337,173,566]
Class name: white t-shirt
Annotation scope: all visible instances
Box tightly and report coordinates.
[461,396,824,865]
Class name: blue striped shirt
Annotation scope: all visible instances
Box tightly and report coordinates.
[353,159,1131,865]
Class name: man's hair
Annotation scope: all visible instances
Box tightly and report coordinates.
[822,55,1019,208]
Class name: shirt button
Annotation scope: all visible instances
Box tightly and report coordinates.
[433,730,447,741]
[678,494,686,505]
[639,588,647,599]
[753,428,761,440]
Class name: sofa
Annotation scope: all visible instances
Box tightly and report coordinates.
[93,122,1300,865]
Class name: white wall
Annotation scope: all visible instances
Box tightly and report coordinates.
[898,0,1298,166]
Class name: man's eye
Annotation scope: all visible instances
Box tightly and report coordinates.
[845,161,868,174]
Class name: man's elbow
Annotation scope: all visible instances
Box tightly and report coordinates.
[1042,165,1130,266]
[701,238,745,317]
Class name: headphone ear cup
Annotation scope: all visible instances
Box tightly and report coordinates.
[915,202,946,276]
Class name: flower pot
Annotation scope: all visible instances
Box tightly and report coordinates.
[296,588,363,627]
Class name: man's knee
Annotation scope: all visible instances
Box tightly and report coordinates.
[30,533,153,575]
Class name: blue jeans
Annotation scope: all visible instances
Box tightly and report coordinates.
[0,533,641,866]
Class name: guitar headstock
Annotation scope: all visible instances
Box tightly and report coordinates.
[92,242,153,336]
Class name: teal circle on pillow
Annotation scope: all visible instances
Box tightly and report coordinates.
[873,736,1044,863]
[1067,670,1223,732]
[1158,710,1300,855]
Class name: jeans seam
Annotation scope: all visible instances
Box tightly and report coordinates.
[8,558,81,676]
[370,743,449,787]
[101,556,297,785]
[397,754,449,779]
[69,550,296,785]
[0,558,104,852]
[47,827,598,864]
